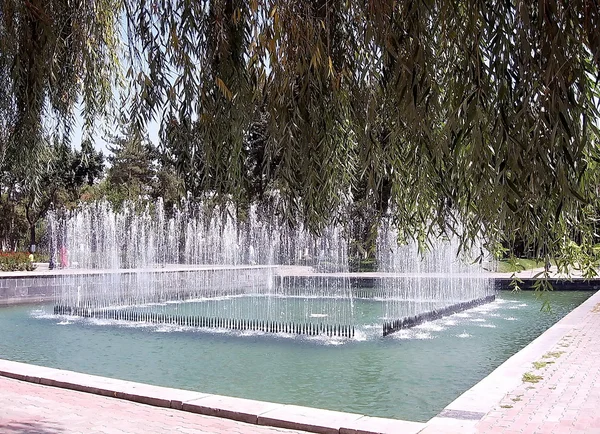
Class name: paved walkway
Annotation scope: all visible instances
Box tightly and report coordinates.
[0,376,303,434]
[0,263,589,280]
[0,263,276,278]
[422,290,600,434]
[475,298,600,434]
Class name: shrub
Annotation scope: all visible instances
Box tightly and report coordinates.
[0,252,36,271]
[349,257,378,272]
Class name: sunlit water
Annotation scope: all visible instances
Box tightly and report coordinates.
[0,291,590,422]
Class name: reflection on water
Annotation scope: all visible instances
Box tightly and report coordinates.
[0,290,591,422]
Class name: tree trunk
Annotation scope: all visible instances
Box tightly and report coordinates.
[29,223,36,250]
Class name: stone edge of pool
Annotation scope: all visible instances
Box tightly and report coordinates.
[0,359,425,434]
[2,268,599,307]
[423,287,600,433]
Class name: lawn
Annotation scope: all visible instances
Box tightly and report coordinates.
[495,258,548,273]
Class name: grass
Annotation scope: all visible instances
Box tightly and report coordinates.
[523,372,544,383]
[495,258,547,273]
[542,351,564,359]
[500,404,513,409]
[532,361,549,369]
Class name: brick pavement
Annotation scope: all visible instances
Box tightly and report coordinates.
[422,292,600,434]
[472,299,600,434]
[0,376,303,434]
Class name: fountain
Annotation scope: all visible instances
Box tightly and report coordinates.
[376,220,495,335]
[49,200,494,338]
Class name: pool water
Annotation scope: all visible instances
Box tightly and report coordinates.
[0,290,591,422]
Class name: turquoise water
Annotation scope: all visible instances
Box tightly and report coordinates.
[0,291,591,422]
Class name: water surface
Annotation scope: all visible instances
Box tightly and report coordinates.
[0,290,590,422]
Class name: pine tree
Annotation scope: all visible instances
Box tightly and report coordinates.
[106,124,157,204]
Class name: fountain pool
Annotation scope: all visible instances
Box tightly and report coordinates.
[4,200,571,422]
[47,201,495,338]
[0,290,591,422]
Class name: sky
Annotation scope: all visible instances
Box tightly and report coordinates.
[69,104,160,155]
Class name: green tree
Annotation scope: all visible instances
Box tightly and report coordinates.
[106,124,158,206]
[0,136,104,250]
[3,0,600,269]
[130,2,600,259]
[0,0,120,169]
[13,141,73,248]
[73,139,105,188]
[154,152,184,213]
[0,173,27,251]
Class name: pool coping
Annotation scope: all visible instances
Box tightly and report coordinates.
[0,289,597,434]
[0,263,277,278]
[0,359,425,434]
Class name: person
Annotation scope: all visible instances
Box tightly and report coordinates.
[59,246,69,268]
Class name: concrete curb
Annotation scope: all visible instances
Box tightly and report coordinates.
[0,359,425,434]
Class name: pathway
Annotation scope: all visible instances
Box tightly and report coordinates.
[0,263,592,279]
[0,376,303,434]
[422,289,600,434]
[0,263,276,278]
[475,296,600,434]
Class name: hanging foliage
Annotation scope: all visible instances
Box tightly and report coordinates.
[2,0,600,266]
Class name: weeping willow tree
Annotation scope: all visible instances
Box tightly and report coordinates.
[2,0,600,272]
[0,0,120,175]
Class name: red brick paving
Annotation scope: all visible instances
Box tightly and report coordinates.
[473,301,600,434]
[0,376,303,434]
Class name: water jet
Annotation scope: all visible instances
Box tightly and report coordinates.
[50,201,494,337]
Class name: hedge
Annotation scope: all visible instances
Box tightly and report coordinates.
[0,252,36,272]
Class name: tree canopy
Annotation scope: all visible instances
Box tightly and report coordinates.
[0,136,105,250]
[1,0,600,268]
